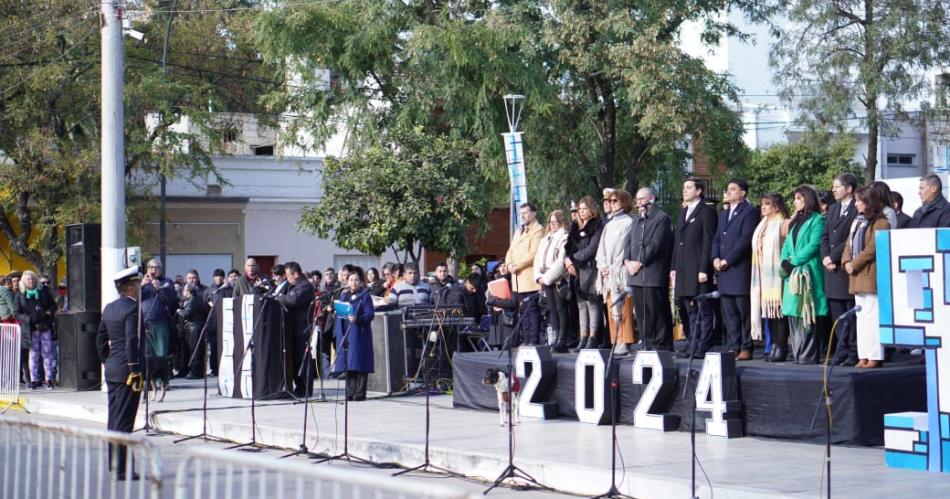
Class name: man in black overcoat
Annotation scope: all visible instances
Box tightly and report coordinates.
[672,178,718,358]
[625,187,675,351]
[821,173,859,365]
[276,261,316,397]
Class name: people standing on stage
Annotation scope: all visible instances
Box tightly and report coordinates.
[276,262,317,397]
[781,185,829,364]
[712,179,760,360]
[534,209,570,351]
[387,262,432,307]
[672,178,718,359]
[15,270,57,389]
[141,259,178,391]
[596,188,636,354]
[505,203,545,345]
[565,196,604,352]
[842,185,889,369]
[366,267,386,297]
[233,258,262,300]
[332,267,375,401]
[751,193,791,362]
[177,283,209,379]
[891,192,912,229]
[626,187,675,351]
[96,267,144,480]
[909,174,950,228]
[821,173,859,365]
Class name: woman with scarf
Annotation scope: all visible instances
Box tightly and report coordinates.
[534,209,571,351]
[751,193,791,362]
[332,266,375,401]
[780,186,829,364]
[14,270,58,389]
[566,196,605,351]
[842,186,889,368]
[595,188,636,355]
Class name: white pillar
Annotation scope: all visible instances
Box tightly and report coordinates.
[100,1,126,309]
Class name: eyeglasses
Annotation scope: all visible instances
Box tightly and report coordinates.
[609,199,620,204]
[147,265,159,269]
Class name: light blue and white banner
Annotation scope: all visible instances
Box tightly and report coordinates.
[502,132,528,206]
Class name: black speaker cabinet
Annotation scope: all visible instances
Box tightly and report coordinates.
[57,311,102,391]
[66,223,101,312]
[368,311,406,395]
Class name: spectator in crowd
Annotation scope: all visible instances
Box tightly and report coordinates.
[322,267,339,293]
[626,187,674,352]
[671,178,718,359]
[0,275,15,320]
[141,259,178,391]
[204,269,227,305]
[203,268,230,377]
[821,173,859,365]
[842,185,890,369]
[269,263,288,296]
[276,262,317,397]
[15,270,57,389]
[818,190,834,215]
[227,269,240,287]
[447,273,486,321]
[596,188,636,353]
[505,203,545,345]
[176,269,207,376]
[781,185,828,364]
[177,283,209,379]
[871,181,899,229]
[332,266,375,401]
[387,262,432,307]
[9,271,21,293]
[712,179,760,360]
[430,262,456,300]
[233,258,262,300]
[910,174,950,228]
[366,267,385,297]
[565,196,604,352]
[534,209,570,351]
[891,191,912,229]
[751,193,791,362]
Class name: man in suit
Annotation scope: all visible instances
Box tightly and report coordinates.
[821,172,859,366]
[672,178,718,358]
[909,174,950,228]
[625,187,675,351]
[712,179,760,360]
[276,261,316,398]
[505,203,545,345]
[96,267,144,480]
[891,192,912,229]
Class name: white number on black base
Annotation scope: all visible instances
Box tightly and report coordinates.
[694,353,743,437]
[574,349,610,424]
[515,346,559,419]
[631,350,679,431]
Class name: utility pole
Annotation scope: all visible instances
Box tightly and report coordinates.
[158,0,180,271]
[100,1,126,308]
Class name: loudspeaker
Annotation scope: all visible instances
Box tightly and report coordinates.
[368,311,406,395]
[66,223,101,312]
[56,311,102,391]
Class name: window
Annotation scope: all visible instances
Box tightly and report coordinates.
[937,73,949,109]
[253,144,274,156]
[887,154,916,167]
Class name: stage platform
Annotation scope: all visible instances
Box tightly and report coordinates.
[453,349,927,446]
[10,373,950,498]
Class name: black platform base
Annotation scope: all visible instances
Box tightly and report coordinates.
[452,349,926,446]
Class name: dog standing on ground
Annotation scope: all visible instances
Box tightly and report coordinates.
[483,368,520,426]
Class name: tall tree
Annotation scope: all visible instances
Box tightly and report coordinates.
[771,0,950,181]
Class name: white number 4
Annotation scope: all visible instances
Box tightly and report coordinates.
[694,353,743,438]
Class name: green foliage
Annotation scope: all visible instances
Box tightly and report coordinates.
[729,139,862,201]
[298,127,489,263]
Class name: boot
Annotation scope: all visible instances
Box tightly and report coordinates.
[553,330,568,353]
[613,343,631,357]
[571,335,588,353]
[769,346,788,362]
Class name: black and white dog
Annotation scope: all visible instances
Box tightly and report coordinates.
[483,368,520,426]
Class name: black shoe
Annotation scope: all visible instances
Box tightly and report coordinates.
[770,346,788,363]
[763,351,774,362]
[185,374,202,380]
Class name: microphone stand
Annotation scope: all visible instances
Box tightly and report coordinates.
[485,294,552,494]
[174,296,218,444]
[810,318,842,499]
[226,294,273,452]
[680,296,710,499]
[282,301,329,459]
[137,279,171,436]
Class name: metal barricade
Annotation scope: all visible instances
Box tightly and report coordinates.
[0,416,162,499]
[174,446,479,499]
[0,324,20,413]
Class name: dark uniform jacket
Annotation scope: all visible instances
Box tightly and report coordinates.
[910,194,950,228]
[626,205,674,288]
[276,279,316,339]
[96,296,143,383]
[711,200,760,296]
[820,199,857,300]
[672,200,717,297]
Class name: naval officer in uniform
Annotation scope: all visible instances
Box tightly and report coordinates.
[96,266,144,479]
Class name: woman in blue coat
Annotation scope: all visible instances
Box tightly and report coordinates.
[332,266,375,401]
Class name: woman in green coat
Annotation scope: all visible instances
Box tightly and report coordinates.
[780,185,829,364]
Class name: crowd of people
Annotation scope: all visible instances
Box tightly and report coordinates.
[485,173,950,369]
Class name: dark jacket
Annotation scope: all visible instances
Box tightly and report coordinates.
[820,199,857,300]
[711,200,760,296]
[141,277,178,323]
[626,205,674,288]
[276,279,316,340]
[0,287,15,320]
[96,295,143,383]
[566,217,604,298]
[15,287,57,348]
[672,200,717,297]
[177,292,209,339]
[232,275,260,301]
[896,211,912,229]
[447,283,485,320]
[910,194,950,228]
[485,294,517,347]
[332,288,375,373]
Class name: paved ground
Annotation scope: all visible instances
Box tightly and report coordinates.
[8,378,950,498]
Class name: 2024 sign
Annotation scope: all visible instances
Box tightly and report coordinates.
[514,347,743,438]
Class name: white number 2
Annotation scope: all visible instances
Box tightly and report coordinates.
[631,351,679,431]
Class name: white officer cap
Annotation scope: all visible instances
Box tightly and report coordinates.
[113,266,142,287]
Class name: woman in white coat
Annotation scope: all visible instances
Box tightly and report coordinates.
[534,209,570,352]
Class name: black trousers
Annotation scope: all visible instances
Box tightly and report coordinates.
[292,331,314,397]
[828,298,857,362]
[346,371,368,400]
[107,381,141,475]
[633,286,673,351]
[676,295,715,355]
[513,292,541,344]
[185,324,206,378]
[721,294,752,353]
[543,284,570,340]
[766,318,789,349]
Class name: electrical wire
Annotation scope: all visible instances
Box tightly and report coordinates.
[818,319,839,499]
[125,0,343,15]
[0,27,97,99]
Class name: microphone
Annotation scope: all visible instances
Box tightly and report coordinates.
[837,304,862,320]
[695,290,721,300]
